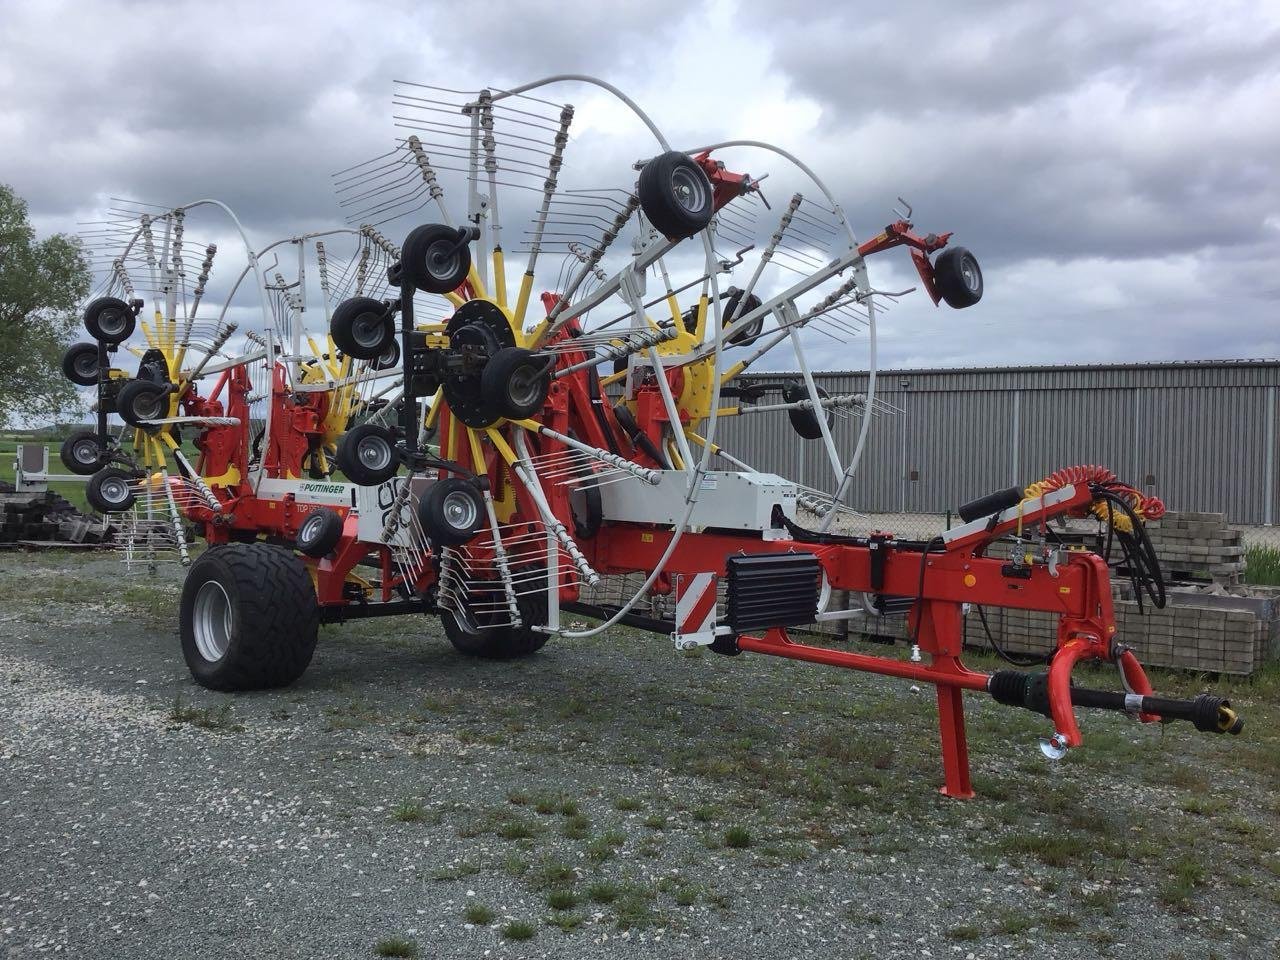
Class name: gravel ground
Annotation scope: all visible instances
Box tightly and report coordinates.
[1,551,1277,959]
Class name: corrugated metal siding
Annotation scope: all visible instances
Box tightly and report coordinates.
[713,361,1280,523]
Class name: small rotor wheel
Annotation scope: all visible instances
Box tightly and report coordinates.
[782,380,834,440]
[933,246,983,309]
[117,379,172,427]
[372,336,401,371]
[336,422,399,486]
[295,507,344,558]
[482,347,551,421]
[60,430,105,475]
[418,477,485,547]
[86,466,138,514]
[83,297,136,344]
[723,289,765,347]
[61,342,101,386]
[401,223,472,294]
[330,297,394,360]
[637,151,715,241]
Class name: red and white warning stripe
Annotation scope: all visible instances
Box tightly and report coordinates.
[673,572,717,648]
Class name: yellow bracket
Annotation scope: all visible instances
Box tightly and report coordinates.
[493,249,507,309]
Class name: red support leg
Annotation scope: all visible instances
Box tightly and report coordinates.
[936,683,974,799]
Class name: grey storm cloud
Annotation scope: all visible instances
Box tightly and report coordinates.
[1,0,1277,370]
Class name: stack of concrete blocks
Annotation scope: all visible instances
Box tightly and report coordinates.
[800,512,1277,676]
[1142,512,1246,583]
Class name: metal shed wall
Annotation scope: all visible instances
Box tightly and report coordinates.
[714,360,1280,524]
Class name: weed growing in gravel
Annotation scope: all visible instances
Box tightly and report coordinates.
[585,829,626,862]
[691,804,718,822]
[1160,854,1207,907]
[723,825,752,848]
[946,924,982,941]
[999,831,1087,867]
[674,885,699,906]
[430,861,480,882]
[502,920,536,941]
[546,890,578,911]
[995,911,1033,934]
[561,813,591,839]
[529,858,575,889]
[546,912,584,932]
[506,790,529,806]
[390,801,428,823]
[614,796,642,811]
[643,814,666,831]
[374,936,418,957]
[587,881,619,904]
[503,854,529,877]
[463,903,494,925]
[614,884,658,929]
[168,696,243,733]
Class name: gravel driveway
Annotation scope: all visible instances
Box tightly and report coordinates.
[1,551,1276,958]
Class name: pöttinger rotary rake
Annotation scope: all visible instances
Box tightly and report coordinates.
[63,77,1243,796]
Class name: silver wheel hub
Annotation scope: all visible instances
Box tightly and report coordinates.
[192,580,233,662]
[670,167,708,214]
[101,476,130,505]
[353,313,383,347]
[442,490,478,532]
[358,436,391,470]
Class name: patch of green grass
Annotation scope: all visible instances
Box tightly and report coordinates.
[674,885,699,907]
[1000,831,1088,868]
[546,890,578,911]
[529,858,575,890]
[374,936,418,957]
[1245,545,1280,585]
[691,804,718,822]
[502,920,536,941]
[723,825,752,849]
[946,924,982,942]
[507,789,529,806]
[1160,854,1207,907]
[545,912,584,932]
[586,829,626,862]
[561,812,591,839]
[463,903,494,925]
[614,796,642,811]
[996,911,1033,935]
[390,800,428,823]
[614,885,658,930]
[1046,913,1078,931]
[168,695,243,733]
[587,881,619,904]
[430,861,480,882]
[643,813,666,831]
[497,819,538,840]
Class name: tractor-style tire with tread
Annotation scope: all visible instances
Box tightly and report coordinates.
[180,543,319,691]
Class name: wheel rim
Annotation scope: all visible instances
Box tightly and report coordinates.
[670,166,709,215]
[960,257,980,293]
[442,489,479,533]
[507,363,544,410]
[357,435,392,471]
[352,312,384,348]
[136,392,165,420]
[100,475,131,507]
[75,354,97,379]
[300,513,323,542]
[72,438,98,466]
[192,580,233,662]
[426,241,460,281]
[98,308,126,337]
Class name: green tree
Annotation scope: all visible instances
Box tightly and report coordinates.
[0,183,91,425]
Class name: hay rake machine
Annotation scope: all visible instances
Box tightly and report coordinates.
[61,76,1243,796]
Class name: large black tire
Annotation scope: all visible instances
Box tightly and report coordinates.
[481,347,551,420]
[62,342,101,386]
[637,152,714,241]
[418,477,485,546]
[331,297,394,360]
[442,584,548,660]
[117,379,171,426]
[84,297,135,344]
[180,543,319,691]
[782,380,834,440]
[401,224,471,294]
[933,246,983,309]
[86,466,137,513]
[60,430,104,475]
[336,422,399,486]
[296,507,344,558]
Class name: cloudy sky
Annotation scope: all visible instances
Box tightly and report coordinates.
[2,0,1278,371]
